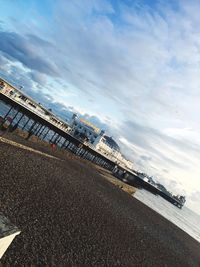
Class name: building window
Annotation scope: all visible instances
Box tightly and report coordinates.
[0,81,5,89]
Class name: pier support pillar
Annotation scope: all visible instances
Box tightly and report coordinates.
[37,125,46,137]
[22,117,31,131]
[49,132,57,143]
[0,106,13,127]
[42,128,50,140]
[34,123,43,136]
[2,106,13,120]
[26,121,37,140]
[10,113,24,132]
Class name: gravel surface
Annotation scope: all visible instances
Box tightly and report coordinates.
[0,135,200,267]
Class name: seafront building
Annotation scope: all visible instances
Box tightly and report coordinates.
[0,78,134,170]
[69,113,133,169]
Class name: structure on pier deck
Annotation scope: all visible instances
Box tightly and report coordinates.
[69,113,133,169]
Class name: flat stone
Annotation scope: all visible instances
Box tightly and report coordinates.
[0,213,20,259]
[0,213,19,238]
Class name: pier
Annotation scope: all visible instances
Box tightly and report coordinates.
[0,78,184,208]
[0,85,116,172]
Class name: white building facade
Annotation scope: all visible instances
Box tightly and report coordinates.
[69,114,134,170]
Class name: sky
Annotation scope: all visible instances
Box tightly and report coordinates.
[0,0,200,214]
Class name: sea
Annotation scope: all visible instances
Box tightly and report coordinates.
[0,99,200,243]
[134,189,200,242]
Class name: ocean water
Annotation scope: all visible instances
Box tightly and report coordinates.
[134,189,200,242]
[1,100,200,243]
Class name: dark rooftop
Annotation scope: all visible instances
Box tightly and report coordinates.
[104,136,120,152]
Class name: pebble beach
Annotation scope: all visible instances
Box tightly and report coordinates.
[0,133,199,267]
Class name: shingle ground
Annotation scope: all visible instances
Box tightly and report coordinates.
[0,135,199,267]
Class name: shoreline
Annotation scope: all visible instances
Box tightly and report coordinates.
[0,132,200,266]
[134,189,200,243]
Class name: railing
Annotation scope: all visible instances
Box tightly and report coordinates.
[1,90,70,132]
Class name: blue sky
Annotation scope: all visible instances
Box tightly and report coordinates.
[0,0,200,214]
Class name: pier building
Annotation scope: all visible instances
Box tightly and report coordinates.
[69,113,102,144]
[95,135,133,169]
[69,113,133,170]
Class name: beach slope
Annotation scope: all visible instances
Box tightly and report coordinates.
[0,136,199,266]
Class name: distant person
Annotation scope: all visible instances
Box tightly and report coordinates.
[50,143,56,150]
